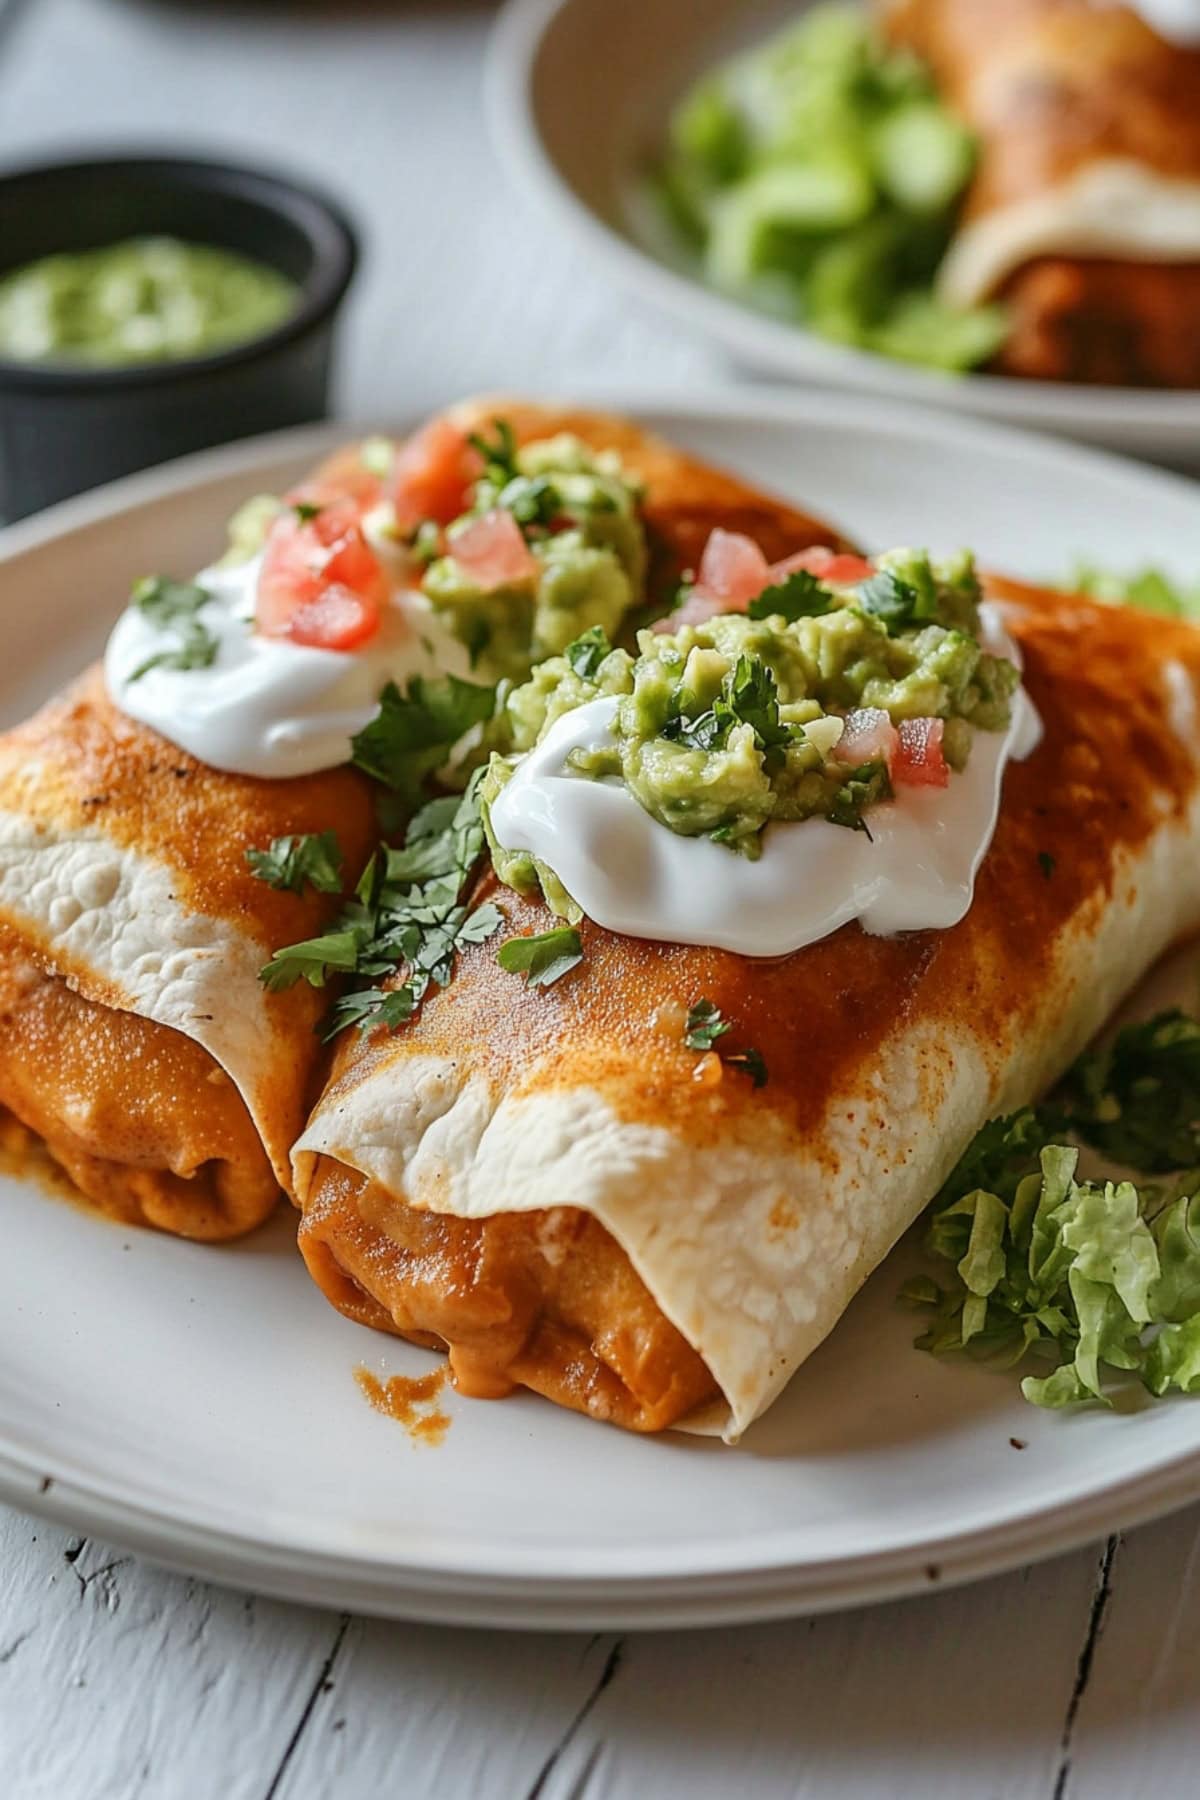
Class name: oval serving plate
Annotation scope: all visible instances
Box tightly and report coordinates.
[3,390,1200,1630]
[488,0,1200,462]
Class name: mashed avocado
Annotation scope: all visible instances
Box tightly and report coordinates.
[422,432,647,680]
[482,548,1019,898]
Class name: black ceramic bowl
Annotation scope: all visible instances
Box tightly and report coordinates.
[0,152,360,521]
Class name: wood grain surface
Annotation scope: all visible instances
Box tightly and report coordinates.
[2,3,1200,1797]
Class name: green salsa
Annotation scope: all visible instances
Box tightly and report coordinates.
[0,236,299,368]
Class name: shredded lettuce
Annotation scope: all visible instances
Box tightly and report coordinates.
[1071,564,1200,621]
[903,1008,1200,1409]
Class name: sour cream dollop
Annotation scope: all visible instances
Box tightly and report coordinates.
[105,523,473,780]
[489,606,1043,958]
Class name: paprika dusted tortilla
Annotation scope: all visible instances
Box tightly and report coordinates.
[292,563,1200,1437]
[0,402,842,1241]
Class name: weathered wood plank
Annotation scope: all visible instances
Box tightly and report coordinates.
[0,1508,334,1800]
[1062,1504,1200,1800]
[272,1547,1107,1800]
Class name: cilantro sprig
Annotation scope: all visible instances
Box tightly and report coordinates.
[856,569,937,632]
[260,777,502,1038]
[566,625,613,681]
[683,998,767,1085]
[684,998,731,1051]
[496,925,583,988]
[350,674,496,811]
[247,831,345,896]
[903,1008,1200,1407]
[661,652,791,764]
[127,575,219,682]
[747,568,834,623]
[467,418,520,487]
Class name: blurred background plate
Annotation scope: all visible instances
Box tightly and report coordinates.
[5,389,1200,1629]
[489,0,1200,462]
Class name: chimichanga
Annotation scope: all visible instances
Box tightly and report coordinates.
[883,0,1200,384]
[0,401,841,1240]
[293,568,1200,1438]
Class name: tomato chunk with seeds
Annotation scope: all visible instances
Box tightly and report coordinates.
[449,509,537,588]
[296,443,387,513]
[696,528,770,608]
[894,717,949,787]
[835,708,899,769]
[393,417,480,529]
[257,500,387,649]
[769,546,875,587]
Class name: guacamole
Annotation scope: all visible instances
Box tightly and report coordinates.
[0,237,298,368]
[422,432,647,680]
[483,549,1019,902]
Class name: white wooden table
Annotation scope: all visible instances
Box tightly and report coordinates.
[2,3,1200,1795]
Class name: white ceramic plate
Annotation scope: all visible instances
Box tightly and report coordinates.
[488,0,1200,462]
[4,392,1200,1631]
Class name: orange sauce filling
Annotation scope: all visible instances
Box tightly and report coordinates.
[354,1366,451,1446]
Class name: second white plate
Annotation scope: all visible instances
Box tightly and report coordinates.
[489,0,1200,462]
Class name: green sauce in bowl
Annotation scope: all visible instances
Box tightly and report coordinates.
[0,235,299,367]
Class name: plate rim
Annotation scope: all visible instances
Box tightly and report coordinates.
[486,0,1200,449]
[4,392,1200,1628]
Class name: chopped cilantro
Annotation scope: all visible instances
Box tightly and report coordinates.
[828,759,891,835]
[496,925,583,988]
[856,571,930,632]
[259,773,501,1036]
[467,418,520,486]
[127,575,220,682]
[259,928,363,993]
[497,472,561,533]
[663,653,791,759]
[350,674,496,805]
[292,500,322,524]
[246,830,344,895]
[1038,851,1056,881]
[131,574,212,625]
[566,625,613,681]
[747,568,834,623]
[682,998,767,1084]
[726,1047,768,1088]
[684,998,731,1051]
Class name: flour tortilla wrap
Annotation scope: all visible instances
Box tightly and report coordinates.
[883,0,1200,383]
[0,670,379,1238]
[0,403,840,1243]
[294,583,1200,1437]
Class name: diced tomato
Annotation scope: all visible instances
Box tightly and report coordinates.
[449,509,537,589]
[768,546,875,588]
[657,534,877,632]
[287,586,380,651]
[256,502,388,648]
[393,416,480,529]
[295,443,387,513]
[696,529,771,608]
[835,707,899,769]
[894,717,949,788]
